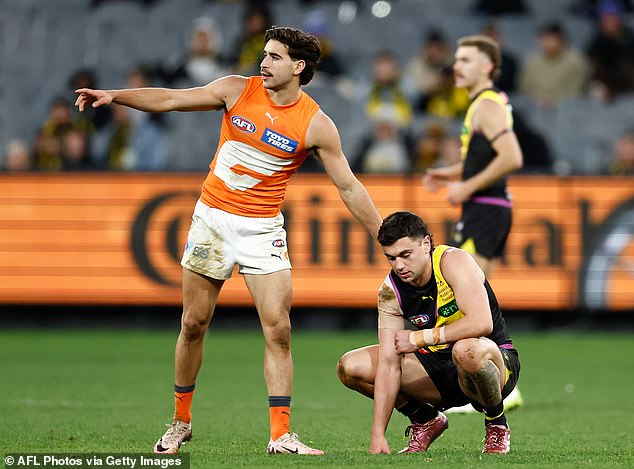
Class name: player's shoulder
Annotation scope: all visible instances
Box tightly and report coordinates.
[438,246,484,282]
[207,75,249,95]
[472,95,507,126]
[438,246,473,270]
[305,108,339,147]
[378,273,398,302]
[442,245,469,258]
[474,89,508,111]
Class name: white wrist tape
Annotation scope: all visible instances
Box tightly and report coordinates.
[409,331,418,348]
[411,327,447,347]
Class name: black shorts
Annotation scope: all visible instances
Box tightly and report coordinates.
[414,345,520,411]
[451,200,512,259]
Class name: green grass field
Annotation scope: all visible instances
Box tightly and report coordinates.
[2,328,633,468]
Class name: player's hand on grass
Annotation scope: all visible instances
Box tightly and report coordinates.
[74,88,113,111]
[394,330,416,354]
[369,434,391,454]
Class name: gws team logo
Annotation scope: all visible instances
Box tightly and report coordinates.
[409,314,431,327]
[231,115,256,133]
[261,128,298,154]
[272,239,286,248]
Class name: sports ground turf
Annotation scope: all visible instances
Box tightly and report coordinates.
[2,328,633,468]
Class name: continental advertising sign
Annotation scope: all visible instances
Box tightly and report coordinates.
[0,174,632,310]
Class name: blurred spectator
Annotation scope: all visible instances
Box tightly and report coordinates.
[481,22,518,92]
[33,130,61,171]
[472,0,528,15]
[364,51,413,128]
[411,121,451,172]
[33,97,83,171]
[90,0,159,7]
[569,0,632,18]
[93,103,167,171]
[68,68,112,131]
[2,139,32,172]
[352,118,412,173]
[404,30,454,100]
[518,21,588,108]
[417,66,470,119]
[61,129,95,171]
[586,0,634,101]
[92,67,168,171]
[302,10,345,80]
[230,5,273,76]
[438,134,462,168]
[158,16,229,86]
[607,128,634,175]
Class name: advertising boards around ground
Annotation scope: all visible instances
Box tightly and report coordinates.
[0,174,631,310]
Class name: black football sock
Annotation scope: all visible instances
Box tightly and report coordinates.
[396,400,439,424]
[484,400,507,427]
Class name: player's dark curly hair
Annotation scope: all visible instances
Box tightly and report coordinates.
[265,26,321,85]
[377,211,434,249]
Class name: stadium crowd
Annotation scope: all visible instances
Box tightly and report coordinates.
[2,0,633,175]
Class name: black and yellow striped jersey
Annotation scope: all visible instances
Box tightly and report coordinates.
[460,88,514,199]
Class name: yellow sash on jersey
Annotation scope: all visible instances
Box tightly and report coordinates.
[428,245,464,352]
[460,89,514,160]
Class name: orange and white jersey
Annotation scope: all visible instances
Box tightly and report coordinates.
[200,76,320,217]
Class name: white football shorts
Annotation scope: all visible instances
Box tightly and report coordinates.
[181,200,291,280]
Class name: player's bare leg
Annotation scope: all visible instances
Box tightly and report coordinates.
[338,345,448,452]
[245,270,293,398]
[452,337,511,453]
[445,253,522,415]
[245,270,323,455]
[175,269,223,386]
[337,345,443,403]
[154,269,223,454]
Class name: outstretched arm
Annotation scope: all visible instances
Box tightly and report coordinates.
[306,111,382,237]
[75,75,247,113]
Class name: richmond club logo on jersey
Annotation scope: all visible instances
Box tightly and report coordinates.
[231,115,256,133]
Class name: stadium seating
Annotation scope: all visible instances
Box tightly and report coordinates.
[0,0,629,174]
